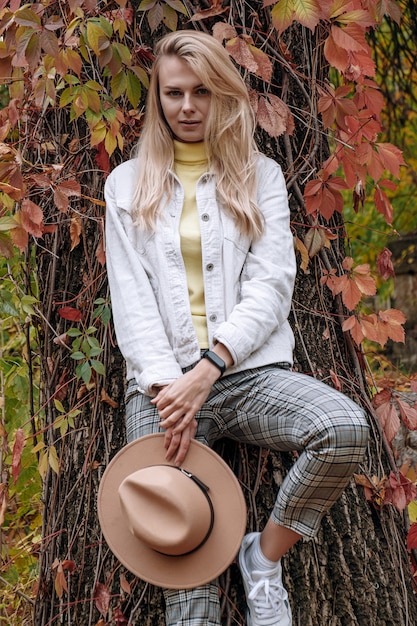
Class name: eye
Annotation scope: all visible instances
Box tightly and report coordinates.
[165,89,182,97]
[197,87,210,96]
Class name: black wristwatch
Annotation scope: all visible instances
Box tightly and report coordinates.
[201,350,226,377]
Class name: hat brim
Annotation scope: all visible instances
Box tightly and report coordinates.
[98,434,247,589]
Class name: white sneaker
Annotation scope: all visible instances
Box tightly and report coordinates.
[238,533,292,626]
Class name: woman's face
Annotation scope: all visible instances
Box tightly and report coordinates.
[158,55,211,143]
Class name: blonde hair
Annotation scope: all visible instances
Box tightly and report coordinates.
[131,30,263,238]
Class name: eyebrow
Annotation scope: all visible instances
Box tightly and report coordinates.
[161,83,206,90]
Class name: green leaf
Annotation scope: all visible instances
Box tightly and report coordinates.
[138,0,157,9]
[165,0,188,15]
[91,359,105,376]
[66,328,82,337]
[54,399,66,413]
[76,360,92,384]
[70,351,86,360]
[112,42,131,66]
[126,71,142,108]
[111,70,128,100]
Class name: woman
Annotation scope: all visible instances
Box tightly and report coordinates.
[104,29,369,626]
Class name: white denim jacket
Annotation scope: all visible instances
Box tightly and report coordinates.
[104,153,296,395]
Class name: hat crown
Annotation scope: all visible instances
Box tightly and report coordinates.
[119,465,213,556]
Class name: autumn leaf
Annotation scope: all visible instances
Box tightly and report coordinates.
[384,471,417,511]
[256,94,293,137]
[295,236,310,272]
[190,0,228,21]
[377,248,395,280]
[397,399,417,430]
[378,308,406,344]
[0,483,7,526]
[100,387,118,408]
[94,582,111,617]
[120,573,131,594]
[342,314,365,345]
[12,428,25,484]
[374,186,394,225]
[375,398,400,443]
[271,0,322,34]
[375,142,405,178]
[58,306,83,322]
[407,524,417,551]
[70,216,82,251]
[52,559,68,598]
[212,22,237,43]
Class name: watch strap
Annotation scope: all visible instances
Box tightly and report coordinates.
[201,350,226,376]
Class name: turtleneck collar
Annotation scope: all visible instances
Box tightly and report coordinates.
[173,140,208,165]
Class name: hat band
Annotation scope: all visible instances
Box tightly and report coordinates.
[157,466,215,557]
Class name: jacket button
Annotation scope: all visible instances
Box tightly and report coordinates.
[206,263,214,271]
[209,314,217,323]
[201,213,209,221]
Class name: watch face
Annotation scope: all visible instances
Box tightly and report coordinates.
[204,351,226,374]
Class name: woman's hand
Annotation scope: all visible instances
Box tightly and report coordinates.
[151,359,220,464]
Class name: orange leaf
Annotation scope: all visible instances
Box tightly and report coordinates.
[248,44,273,82]
[70,216,82,251]
[120,573,131,594]
[375,142,405,178]
[342,314,364,345]
[19,199,44,237]
[53,561,68,599]
[256,94,294,137]
[375,401,400,443]
[331,24,366,52]
[100,388,118,408]
[226,37,258,74]
[341,277,362,310]
[94,582,110,617]
[398,400,417,431]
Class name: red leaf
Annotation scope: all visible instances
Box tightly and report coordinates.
[94,582,110,617]
[377,248,395,280]
[407,524,417,551]
[384,471,417,511]
[58,306,83,322]
[12,428,25,483]
[375,401,400,443]
[94,142,111,175]
[375,142,405,178]
[398,400,417,431]
[374,187,393,224]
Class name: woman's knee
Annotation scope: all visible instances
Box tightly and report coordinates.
[307,397,369,461]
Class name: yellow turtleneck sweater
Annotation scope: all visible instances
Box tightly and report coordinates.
[174,140,209,348]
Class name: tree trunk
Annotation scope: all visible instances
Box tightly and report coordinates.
[31,5,417,626]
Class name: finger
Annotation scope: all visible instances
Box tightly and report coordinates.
[165,431,182,462]
[174,430,193,466]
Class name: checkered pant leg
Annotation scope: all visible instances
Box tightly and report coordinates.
[163,585,221,626]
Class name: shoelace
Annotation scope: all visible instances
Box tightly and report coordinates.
[247,573,288,619]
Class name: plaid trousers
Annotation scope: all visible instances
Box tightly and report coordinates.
[125,364,369,626]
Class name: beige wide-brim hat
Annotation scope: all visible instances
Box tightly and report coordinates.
[97,433,247,589]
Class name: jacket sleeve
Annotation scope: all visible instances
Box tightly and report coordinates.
[104,165,183,395]
[213,157,296,365]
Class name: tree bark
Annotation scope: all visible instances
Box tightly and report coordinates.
[32,6,417,626]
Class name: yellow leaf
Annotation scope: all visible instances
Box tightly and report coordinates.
[408,500,417,523]
[49,445,60,475]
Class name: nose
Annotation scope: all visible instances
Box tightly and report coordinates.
[182,92,196,113]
